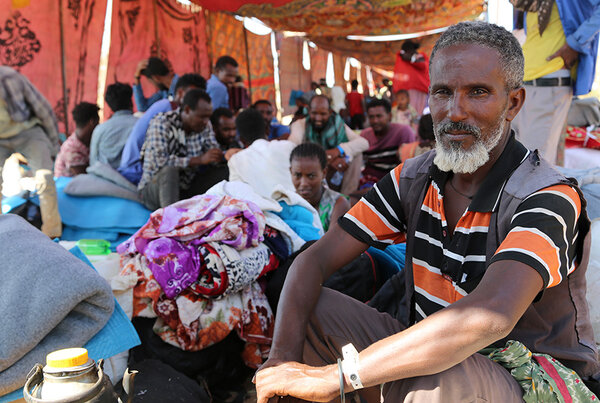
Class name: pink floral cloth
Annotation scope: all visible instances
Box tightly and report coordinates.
[54,133,89,177]
[117,195,276,367]
[118,194,266,255]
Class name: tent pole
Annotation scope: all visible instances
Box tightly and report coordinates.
[58,0,69,132]
[243,26,252,103]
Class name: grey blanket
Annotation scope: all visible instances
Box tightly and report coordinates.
[0,215,114,395]
[64,162,140,202]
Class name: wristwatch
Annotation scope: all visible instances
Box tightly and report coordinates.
[341,343,364,390]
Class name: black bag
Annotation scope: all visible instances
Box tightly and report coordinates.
[9,191,42,230]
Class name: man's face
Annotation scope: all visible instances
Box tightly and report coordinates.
[181,99,212,134]
[367,106,391,135]
[428,44,514,174]
[255,103,274,124]
[308,98,331,131]
[215,116,237,146]
[216,64,239,85]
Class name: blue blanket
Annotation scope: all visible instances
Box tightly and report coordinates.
[274,202,321,241]
[2,177,151,247]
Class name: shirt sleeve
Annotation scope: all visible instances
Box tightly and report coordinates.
[339,124,370,159]
[338,163,407,249]
[566,3,600,54]
[133,84,149,112]
[490,184,582,289]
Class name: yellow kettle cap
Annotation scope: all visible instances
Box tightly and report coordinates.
[46,348,88,368]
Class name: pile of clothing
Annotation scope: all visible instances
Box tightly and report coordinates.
[117,194,289,368]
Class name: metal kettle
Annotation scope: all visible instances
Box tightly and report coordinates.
[23,348,136,403]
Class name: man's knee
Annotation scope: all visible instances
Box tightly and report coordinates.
[156,165,180,182]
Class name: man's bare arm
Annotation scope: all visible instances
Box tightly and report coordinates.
[267,223,369,363]
[256,260,543,402]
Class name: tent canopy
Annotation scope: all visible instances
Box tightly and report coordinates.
[192,0,484,37]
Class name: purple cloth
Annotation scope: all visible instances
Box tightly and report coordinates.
[145,237,201,299]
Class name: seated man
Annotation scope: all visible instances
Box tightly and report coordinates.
[118,73,206,185]
[0,66,61,238]
[256,22,600,402]
[210,107,243,153]
[228,108,297,197]
[289,94,369,195]
[360,98,415,188]
[133,57,179,112]
[54,102,99,177]
[138,89,223,211]
[252,99,290,140]
[207,56,239,110]
[90,82,137,169]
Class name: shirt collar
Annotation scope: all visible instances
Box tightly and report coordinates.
[429,131,528,212]
[112,110,133,117]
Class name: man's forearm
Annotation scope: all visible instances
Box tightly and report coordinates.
[270,251,326,360]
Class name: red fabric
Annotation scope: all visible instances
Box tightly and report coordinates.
[392,52,430,94]
[346,91,364,116]
[0,0,106,133]
[106,0,210,117]
[533,356,573,403]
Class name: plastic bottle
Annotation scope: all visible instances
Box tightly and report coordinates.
[76,239,111,255]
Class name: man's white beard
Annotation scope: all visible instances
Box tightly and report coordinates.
[433,114,506,174]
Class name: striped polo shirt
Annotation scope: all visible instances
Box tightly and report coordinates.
[339,135,581,322]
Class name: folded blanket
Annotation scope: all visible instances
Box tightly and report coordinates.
[87,161,138,193]
[56,177,151,231]
[0,215,114,396]
[65,174,140,202]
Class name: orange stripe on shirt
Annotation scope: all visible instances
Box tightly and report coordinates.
[456,212,492,231]
[346,200,406,243]
[421,187,446,222]
[538,184,581,216]
[413,262,465,305]
[496,229,562,287]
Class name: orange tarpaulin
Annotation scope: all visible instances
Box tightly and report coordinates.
[0,0,106,133]
[106,0,210,115]
[207,12,275,106]
[194,0,484,37]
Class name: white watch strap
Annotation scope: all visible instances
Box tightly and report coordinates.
[341,343,364,390]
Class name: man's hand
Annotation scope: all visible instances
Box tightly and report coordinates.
[325,147,341,163]
[134,59,148,84]
[190,148,224,166]
[329,156,348,172]
[224,148,242,161]
[255,362,339,403]
[547,43,579,69]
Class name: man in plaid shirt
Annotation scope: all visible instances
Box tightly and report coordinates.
[139,89,225,211]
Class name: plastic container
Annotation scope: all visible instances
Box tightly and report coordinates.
[76,239,111,255]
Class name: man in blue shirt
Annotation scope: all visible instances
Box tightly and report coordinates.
[133,57,179,112]
[206,56,239,110]
[118,73,206,185]
[89,82,137,169]
[252,99,290,140]
[511,0,599,164]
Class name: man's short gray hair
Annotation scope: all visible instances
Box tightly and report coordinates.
[430,21,524,90]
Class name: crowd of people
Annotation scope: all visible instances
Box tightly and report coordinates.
[0,3,599,400]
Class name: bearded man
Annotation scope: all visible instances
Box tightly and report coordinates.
[289,94,368,195]
[255,21,600,402]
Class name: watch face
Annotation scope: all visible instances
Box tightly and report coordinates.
[351,375,357,381]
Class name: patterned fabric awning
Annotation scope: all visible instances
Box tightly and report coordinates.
[310,34,441,71]
[192,0,485,37]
